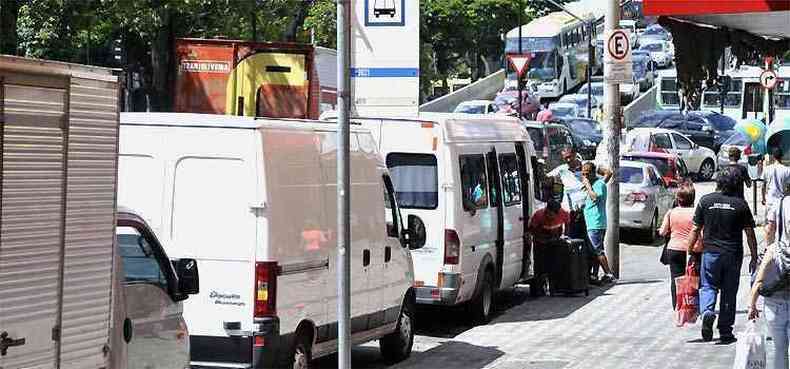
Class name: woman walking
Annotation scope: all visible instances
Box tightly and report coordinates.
[659,185,701,308]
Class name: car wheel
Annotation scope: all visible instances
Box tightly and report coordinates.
[380,298,415,363]
[698,159,715,181]
[470,270,494,324]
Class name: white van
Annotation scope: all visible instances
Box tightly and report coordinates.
[117,113,423,368]
[330,113,540,323]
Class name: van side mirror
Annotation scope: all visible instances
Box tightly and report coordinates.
[172,258,199,299]
[404,215,426,250]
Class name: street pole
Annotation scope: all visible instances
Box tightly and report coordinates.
[587,23,593,118]
[336,0,352,367]
[604,0,620,278]
[720,52,725,115]
[518,0,523,120]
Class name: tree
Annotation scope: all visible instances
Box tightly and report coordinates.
[0,0,23,55]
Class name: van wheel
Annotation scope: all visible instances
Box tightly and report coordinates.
[380,299,415,363]
[290,337,311,369]
[471,271,495,324]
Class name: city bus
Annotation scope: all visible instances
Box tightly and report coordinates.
[504,11,600,100]
[657,65,790,122]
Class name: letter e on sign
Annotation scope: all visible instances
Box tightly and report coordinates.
[607,30,630,61]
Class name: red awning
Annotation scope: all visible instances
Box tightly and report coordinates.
[644,0,790,17]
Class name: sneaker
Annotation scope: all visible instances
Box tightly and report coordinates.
[701,312,716,342]
[601,274,617,284]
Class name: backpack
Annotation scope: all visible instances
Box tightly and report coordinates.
[758,196,790,297]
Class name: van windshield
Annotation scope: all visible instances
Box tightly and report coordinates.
[386,153,439,209]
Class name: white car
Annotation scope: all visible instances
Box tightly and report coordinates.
[624,128,718,181]
[558,94,602,119]
[618,161,675,241]
[549,102,580,118]
[639,40,673,68]
[454,100,499,114]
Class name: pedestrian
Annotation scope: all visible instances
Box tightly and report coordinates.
[536,105,553,123]
[724,147,751,199]
[748,192,790,369]
[686,170,759,343]
[547,147,585,210]
[528,199,570,296]
[581,162,616,283]
[763,147,790,220]
[659,184,702,309]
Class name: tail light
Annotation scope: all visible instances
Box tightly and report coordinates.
[625,192,648,205]
[743,145,752,156]
[255,262,278,318]
[444,229,460,265]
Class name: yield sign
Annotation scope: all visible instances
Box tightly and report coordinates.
[508,55,532,77]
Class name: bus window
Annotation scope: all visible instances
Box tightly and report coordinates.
[743,83,764,118]
[775,79,790,109]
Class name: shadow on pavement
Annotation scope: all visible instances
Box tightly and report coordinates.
[395,341,505,369]
[619,229,665,247]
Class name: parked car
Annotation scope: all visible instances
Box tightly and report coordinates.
[554,117,603,160]
[639,40,673,68]
[717,131,755,168]
[524,121,576,170]
[116,206,199,369]
[495,90,541,117]
[632,50,658,71]
[624,128,718,180]
[578,81,605,105]
[621,152,689,188]
[454,100,499,114]
[558,93,601,119]
[640,24,672,42]
[631,110,736,151]
[618,160,675,241]
[633,54,656,91]
[119,113,423,368]
[549,101,580,118]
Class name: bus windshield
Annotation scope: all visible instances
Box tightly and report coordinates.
[526,51,557,81]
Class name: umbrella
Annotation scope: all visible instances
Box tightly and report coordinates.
[766,116,790,153]
[734,119,767,155]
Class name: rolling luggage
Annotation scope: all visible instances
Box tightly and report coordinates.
[549,238,590,296]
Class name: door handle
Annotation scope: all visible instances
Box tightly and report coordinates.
[363,249,371,267]
[0,331,26,356]
[385,246,392,263]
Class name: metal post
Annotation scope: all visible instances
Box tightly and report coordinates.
[720,52,725,115]
[604,0,620,278]
[518,0,523,120]
[587,22,593,118]
[336,0,352,367]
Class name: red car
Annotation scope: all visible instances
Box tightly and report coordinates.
[621,151,690,188]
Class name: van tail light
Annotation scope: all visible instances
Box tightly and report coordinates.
[444,229,460,265]
[255,262,278,318]
[743,145,752,156]
[625,192,648,205]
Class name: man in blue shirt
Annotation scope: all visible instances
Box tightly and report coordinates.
[582,162,616,283]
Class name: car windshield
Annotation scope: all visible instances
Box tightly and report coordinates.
[640,43,663,52]
[567,120,599,135]
[454,104,485,114]
[618,166,644,184]
[643,27,665,36]
[624,156,671,177]
[704,113,736,131]
[385,153,439,209]
[723,131,751,146]
[551,106,576,117]
[526,51,557,81]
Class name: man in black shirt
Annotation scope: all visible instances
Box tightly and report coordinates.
[687,170,758,343]
[723,147,751,199]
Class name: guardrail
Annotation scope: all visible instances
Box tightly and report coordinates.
[419,69,505,113]
[622,85,657,128]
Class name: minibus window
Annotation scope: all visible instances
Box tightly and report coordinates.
[117,226,167,289]
[459,155,489,211]
[386,153,439,209]
[499,153,522,206]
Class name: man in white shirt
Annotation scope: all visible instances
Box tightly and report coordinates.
[762,147,790,220]
[547,148,585,211]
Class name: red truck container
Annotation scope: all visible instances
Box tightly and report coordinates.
[174,38,329,119]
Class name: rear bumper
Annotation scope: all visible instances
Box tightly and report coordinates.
[414,272,461,305]
[619,203,653,230]
[190,318,282,369]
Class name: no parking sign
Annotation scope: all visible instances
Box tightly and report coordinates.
[604,29,633,85]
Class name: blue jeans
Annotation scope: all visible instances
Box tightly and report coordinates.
[765,297,790,369]
[699,250,742,336]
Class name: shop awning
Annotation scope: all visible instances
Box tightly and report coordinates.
[643,0,790,39]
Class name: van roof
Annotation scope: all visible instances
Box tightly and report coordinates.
[121,112,369,133]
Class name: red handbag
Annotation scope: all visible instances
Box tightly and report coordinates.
[675,262,700,327]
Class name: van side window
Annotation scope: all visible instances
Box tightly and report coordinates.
[499,153,522,206]
[117,226,167,288]
[486,152,500,208]
[530,156,544,202]
[459,155,488,210]
[386,153,438,209]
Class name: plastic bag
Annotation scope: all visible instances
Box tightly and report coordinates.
[732,321,766,369]
[675,262,699,327]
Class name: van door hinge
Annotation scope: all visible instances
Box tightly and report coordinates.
[51,325,61,341]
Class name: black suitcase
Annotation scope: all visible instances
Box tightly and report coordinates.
[548,238,590,296]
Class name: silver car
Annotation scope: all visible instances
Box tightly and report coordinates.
[618,160,675,242]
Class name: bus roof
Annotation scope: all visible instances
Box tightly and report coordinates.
[507,12,578,38]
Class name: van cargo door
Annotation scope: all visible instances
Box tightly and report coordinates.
[0,75,66,369]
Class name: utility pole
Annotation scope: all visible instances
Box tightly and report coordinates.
[604,0,620,278]
[336,0,352,367]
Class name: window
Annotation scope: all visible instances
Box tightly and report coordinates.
[647,167,662,186]
[672,134,693,150]
[499,154,522,206]
[460,155,488,211]
[382,176,400,238]
[117,226,166,288]
[386,153,439,209]
[677,159,689,177]
[531,156,544,202]
[652,133,672,149]
[486,152,500,208]
[618,166,644,184]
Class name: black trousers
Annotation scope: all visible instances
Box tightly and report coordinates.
[669,249,701,309]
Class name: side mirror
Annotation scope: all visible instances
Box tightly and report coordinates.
[172,258,199,299]
[405,214,426,250]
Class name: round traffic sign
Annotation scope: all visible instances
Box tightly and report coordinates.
[761,70,778,89]
[607,30,630,61]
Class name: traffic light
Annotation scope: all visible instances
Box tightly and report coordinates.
[109,38,125,67]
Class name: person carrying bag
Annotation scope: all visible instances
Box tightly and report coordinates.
[732,321,766,369]
[675,261,700,327]
[659,185,702,309]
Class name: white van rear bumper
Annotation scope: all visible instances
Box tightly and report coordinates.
[414,272,461,305]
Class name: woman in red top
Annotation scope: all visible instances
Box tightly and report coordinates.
[529,200,570,296]
[659,184,702,308]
